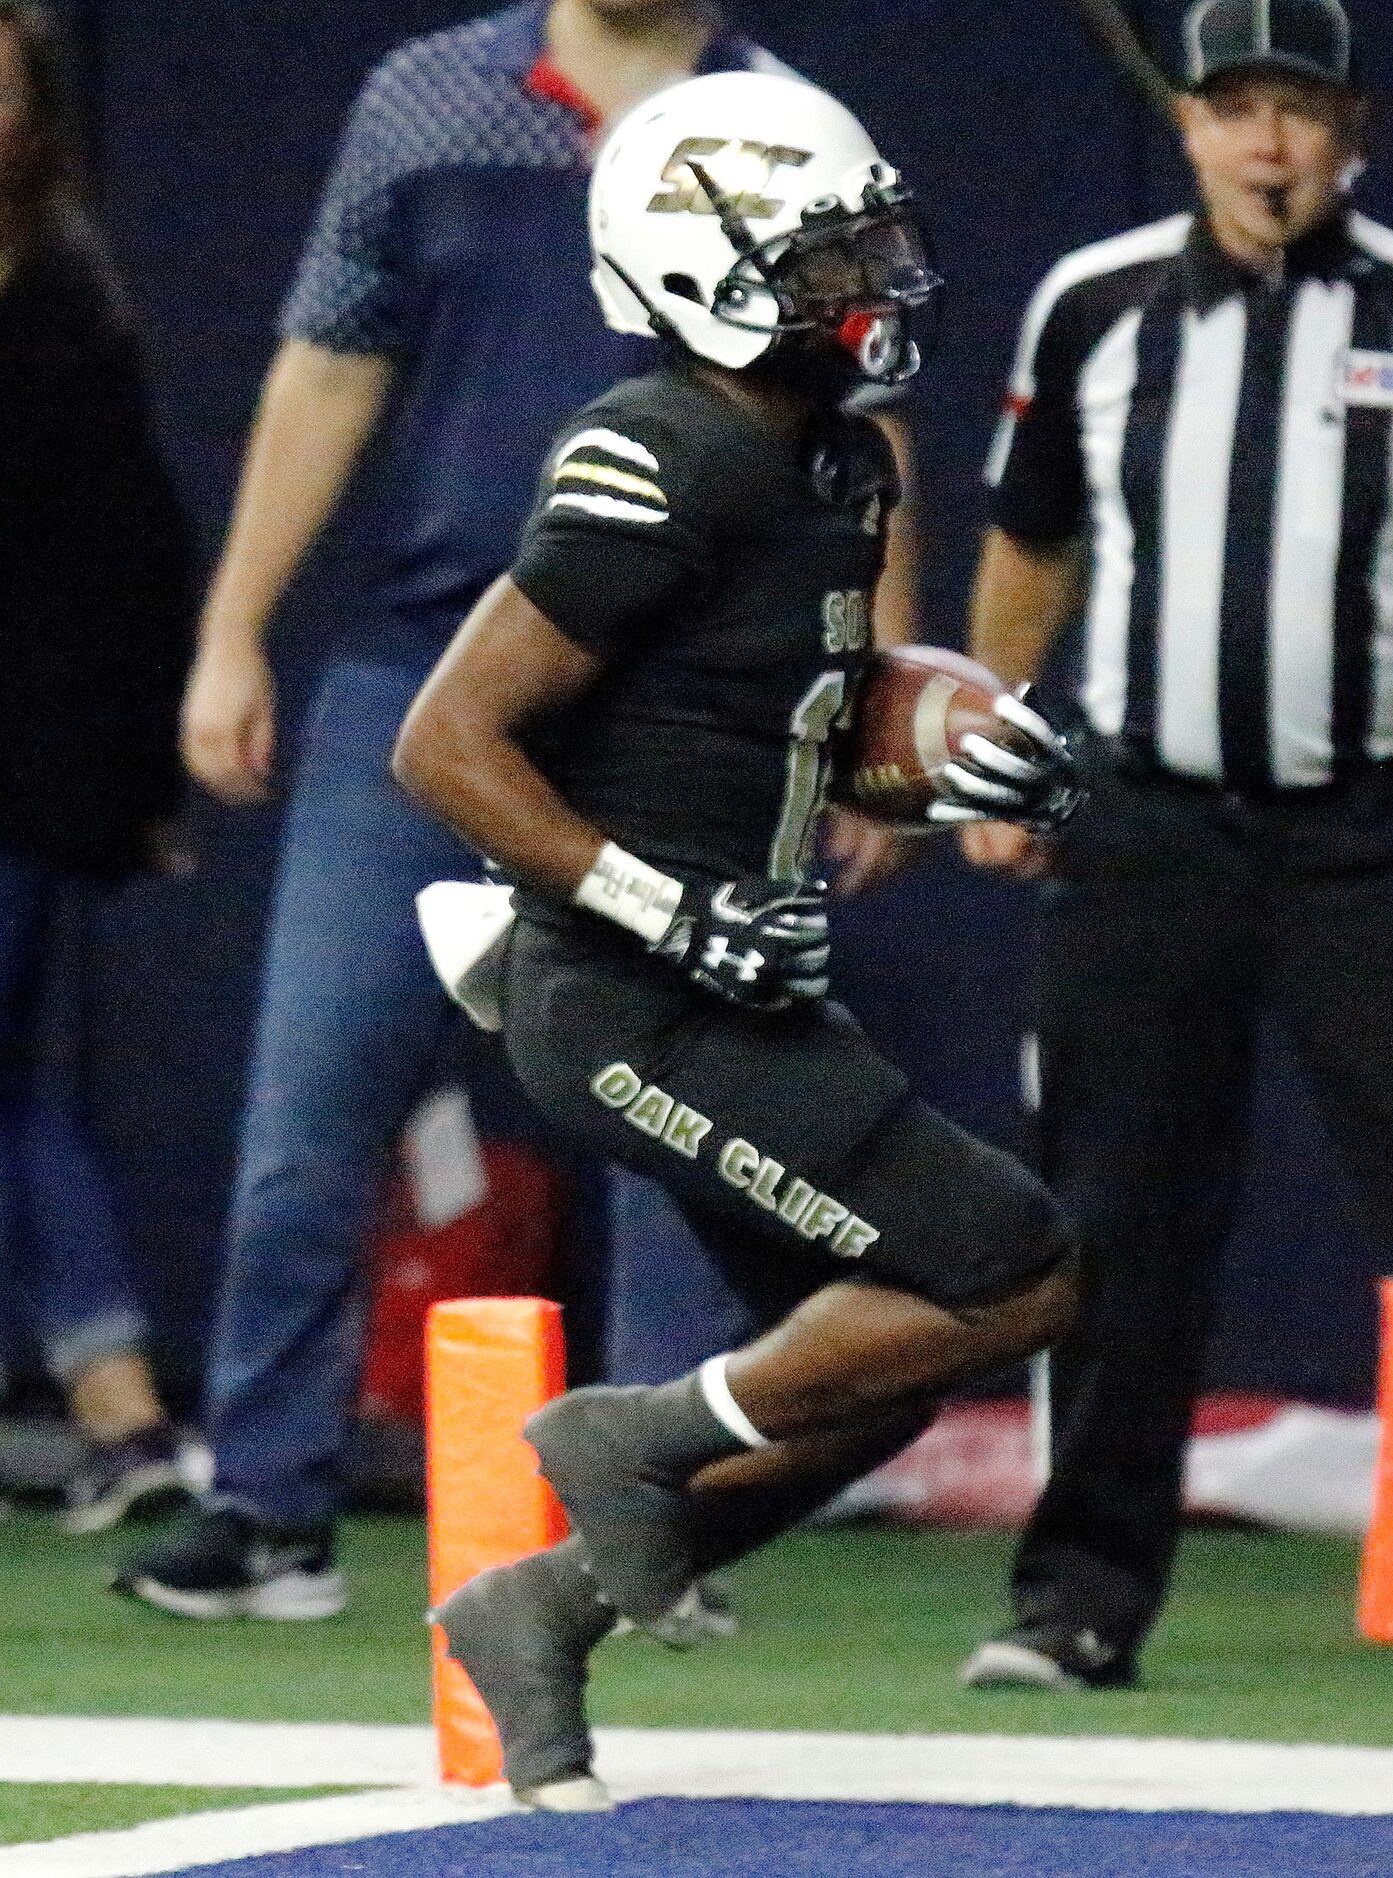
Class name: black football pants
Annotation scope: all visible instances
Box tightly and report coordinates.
[1010,755,1393,1657]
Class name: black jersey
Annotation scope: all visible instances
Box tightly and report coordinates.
[510,363,899,892]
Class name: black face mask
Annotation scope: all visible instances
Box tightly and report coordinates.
[694,162,944,387]
[766,208,936,328]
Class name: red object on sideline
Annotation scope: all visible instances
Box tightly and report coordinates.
[525,55,603,135]
[360,1140,566,1424]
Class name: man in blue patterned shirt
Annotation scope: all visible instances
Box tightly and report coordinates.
[114,1,820,1618]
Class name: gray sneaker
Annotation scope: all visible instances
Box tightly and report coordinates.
[614,1577,740,1649]
[436,1546,614,1811]
[61,1424,192,1535]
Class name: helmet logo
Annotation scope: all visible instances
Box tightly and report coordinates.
[648,137,812,220]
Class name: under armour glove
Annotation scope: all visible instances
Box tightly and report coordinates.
[650,877,831,1012]
[571,845,830,1012]
[928,685,1084,833]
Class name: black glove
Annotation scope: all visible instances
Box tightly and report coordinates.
[650,877,831,1011]
[928,685,1084,833]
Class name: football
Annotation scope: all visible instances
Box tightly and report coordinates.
[833,646,1015,825]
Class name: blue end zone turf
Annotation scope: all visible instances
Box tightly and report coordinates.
[184,1799,1393,1878]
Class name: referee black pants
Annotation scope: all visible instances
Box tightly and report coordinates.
[1011,754,1393,1658]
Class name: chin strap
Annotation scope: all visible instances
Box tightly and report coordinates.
[598,251,681,343]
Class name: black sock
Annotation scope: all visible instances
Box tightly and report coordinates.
[690,1396,942,1573]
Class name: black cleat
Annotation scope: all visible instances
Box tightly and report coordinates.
[436,1546,614,1811]
[959,1621,1137,1690]
[525,1387,696,1624]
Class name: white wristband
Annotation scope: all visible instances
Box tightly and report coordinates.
[573,841,684,946]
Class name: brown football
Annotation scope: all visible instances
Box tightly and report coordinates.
[833,646,1013,825]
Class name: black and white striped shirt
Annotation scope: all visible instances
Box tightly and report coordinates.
[988,211,1393,790]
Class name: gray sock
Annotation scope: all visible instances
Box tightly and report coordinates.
[635,1371,751,1478]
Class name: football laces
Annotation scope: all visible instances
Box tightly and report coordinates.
[768,908,830,934]
[926,801,988,825]
[765,907,830,978]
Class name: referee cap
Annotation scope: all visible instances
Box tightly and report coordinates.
[1184,0,1355,90]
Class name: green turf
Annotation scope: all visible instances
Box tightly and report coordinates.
[593,1525,1393,1747]
[0,1511,435,1722]
[2,1508,1389,1748]
[5,1510,1393,1844]
[0,1786,352,1846]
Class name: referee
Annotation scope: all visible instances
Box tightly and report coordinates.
[958,0,1393,1688]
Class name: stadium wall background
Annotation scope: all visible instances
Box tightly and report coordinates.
[42,0,1393,1410]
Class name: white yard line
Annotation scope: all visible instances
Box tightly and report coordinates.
[597,1727,1393,1814]
[4,1717,1393,1877]
[0,1718,437,1790]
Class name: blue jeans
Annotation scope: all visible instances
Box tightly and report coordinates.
[207,659,481,1524]
[0,852,149,1386]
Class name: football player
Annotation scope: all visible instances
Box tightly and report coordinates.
[393,70,1078,1811]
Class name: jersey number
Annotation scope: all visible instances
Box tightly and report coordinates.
[769,672,848,880]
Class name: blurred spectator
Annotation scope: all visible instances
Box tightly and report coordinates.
[116,1,793,1620]
[0,2,194,1530]
[957,0,1393,1689]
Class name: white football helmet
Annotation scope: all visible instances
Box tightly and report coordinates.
[589,71,940,383]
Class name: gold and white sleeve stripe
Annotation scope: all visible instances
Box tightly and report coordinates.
[547,429,670,527]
